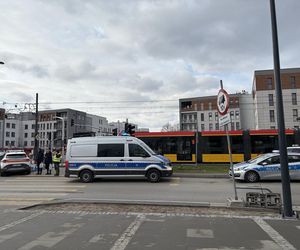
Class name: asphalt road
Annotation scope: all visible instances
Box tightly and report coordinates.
[0,174,300,208]
[0,208,299,249]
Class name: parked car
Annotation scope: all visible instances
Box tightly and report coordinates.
[0,151,31,176]
[229,153,300,182]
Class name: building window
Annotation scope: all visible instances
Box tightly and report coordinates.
[47,123,49,130]
[50,123,52,129]
[231,122,235,131]
[24,141,28,147]
[208,102,212,110]
[236,122,240,130]
[31,141,34,146]
[268,94,274,106]
[201,124,205,131]
[235,110,240,120]
[230,111,234,120]
[6,132,10,137]
[209,123,213,131]
[215,123,219,130]
[270,126,276,129]
[24,133,28,138]
[291,76,296,88]
[5,141,9,146]
[201,113,204,122]
[215,112,218,121]
[200,103,204,111]
[293,109,298,122]
[31,133,35,138]
[11,141,15,146]
[6,123,10,128]
[24,124,28,130]
[267,78,273,89]
[270,110,275,122]
[292,93,297,105]
[12,123,16,129]
[11,132,15,137]
[209,112,212,121]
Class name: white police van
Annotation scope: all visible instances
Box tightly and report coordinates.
[65,136,172,183]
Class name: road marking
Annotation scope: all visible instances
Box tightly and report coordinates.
[0,212,44,233]
[0,188,79,192]
[0,185,85,188]
[0,198,54,201]
[253,218,296,250]
[89,234,104,243]
[0,232,22,243]
[170,177,180,186]
[296,226,300,230]
[110,214,145,250]
[187,229,214,238]
[18,222,84,250]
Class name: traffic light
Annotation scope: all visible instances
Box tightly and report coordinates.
[124,123,129,133]
[112,128,118,136]
[71,119,74,126]
[128,124,135,136]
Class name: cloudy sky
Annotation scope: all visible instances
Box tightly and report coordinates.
[0,0,299,131]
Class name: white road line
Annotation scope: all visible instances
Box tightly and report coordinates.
[0,212,44,233]
[110,214,145,250]
[89,234,104,243]
[0,232,22,243]
[253,218,296,250]
[296,226,300,230]
[18,222,84,250]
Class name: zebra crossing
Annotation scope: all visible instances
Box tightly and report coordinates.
[0,176,85,207]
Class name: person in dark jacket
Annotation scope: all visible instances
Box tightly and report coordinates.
[44,149,52,175]
[36,148,44,175]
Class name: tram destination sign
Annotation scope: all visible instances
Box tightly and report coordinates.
[217,89,229,115]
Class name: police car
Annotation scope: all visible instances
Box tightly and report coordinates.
[65,136,173,183]
[0,150,31,176]
[229,153,300,182]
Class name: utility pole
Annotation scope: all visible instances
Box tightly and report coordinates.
[269,0,293,217]
[34,93,39,161]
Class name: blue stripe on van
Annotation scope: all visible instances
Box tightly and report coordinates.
[69,162,166,169]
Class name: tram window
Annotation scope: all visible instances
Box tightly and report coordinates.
[202,136,227,154]
[231,136,243,153]
[251,136,277,154]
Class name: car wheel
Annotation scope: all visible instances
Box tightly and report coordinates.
[0,172,5,177]
[245,171,259,183]
[146,169,161,183]
[80,170,94,183]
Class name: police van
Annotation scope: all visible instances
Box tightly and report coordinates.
[65,136,172,183]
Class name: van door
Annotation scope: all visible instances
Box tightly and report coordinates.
[97,143,126,175]
[127,143,153,175]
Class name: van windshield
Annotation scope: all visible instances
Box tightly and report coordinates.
[138,141,156,155]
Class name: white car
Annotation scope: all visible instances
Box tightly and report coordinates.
[229,153,300,182]
[0,151,31,176]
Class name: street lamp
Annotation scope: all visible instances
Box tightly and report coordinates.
[54,116,65,160]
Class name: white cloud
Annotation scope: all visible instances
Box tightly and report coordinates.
[0,0,299,131]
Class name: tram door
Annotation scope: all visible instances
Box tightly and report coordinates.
[177,138,192,161]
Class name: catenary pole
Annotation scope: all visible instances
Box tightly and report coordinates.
[34,93,39,161]
[269,0,293,217]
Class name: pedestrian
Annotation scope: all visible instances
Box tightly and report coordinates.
[44,148,52,175]
[52,150,62,176]
[36,148,44,175]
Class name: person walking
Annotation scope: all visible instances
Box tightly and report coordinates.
[36,148,44,175]
[52,150,62,176]
[44,149,52,175]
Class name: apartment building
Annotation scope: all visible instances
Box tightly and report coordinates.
[253,68,300,129]
[86,114,111,136]
[179,92,255,132]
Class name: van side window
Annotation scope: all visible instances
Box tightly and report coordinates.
[97,144,124,157]
[129,144,150,158]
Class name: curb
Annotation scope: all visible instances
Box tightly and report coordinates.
[19,198,282,215]
[173,173,228,178]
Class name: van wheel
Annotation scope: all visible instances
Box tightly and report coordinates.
[80,170,94,183]
[147,169,161,183]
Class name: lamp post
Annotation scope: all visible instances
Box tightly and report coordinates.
[54,116,65,160]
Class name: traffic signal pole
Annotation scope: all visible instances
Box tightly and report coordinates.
[269,0,293,217]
